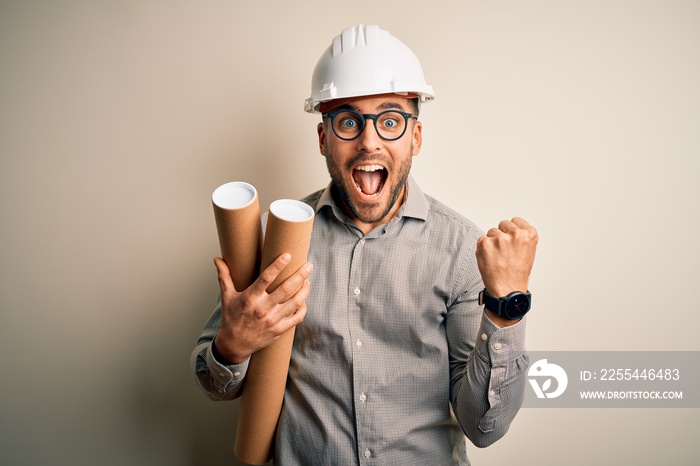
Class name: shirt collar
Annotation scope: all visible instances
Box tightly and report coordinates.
[316,174,429,223]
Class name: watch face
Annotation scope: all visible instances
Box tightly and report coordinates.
[505,293,531,319]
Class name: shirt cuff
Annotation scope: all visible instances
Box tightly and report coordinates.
[206,340,249,387]
[475,311,527,366]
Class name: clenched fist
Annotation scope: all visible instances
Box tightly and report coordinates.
[476,217,538,324]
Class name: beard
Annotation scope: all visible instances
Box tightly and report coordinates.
[324,143,413,225]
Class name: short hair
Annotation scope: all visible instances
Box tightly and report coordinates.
[409,97,420,116]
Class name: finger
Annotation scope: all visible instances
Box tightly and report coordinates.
[277,279,311,323]
[271,301,309,336]
[486,227,502,238]
[498,219,518,233]
[513,217,539,243]
[511,217,532,229]
[287,301,308,325]
[213,257,237,295]
[265,280,311,337]
[269,262,314,304]
[477,233,495,250]
[250,253,293,294]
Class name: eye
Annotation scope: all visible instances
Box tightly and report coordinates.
[339,118,358,128]
[335,111,362,131]
[379,113,401,130]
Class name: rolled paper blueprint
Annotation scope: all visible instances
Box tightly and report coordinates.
[234,199,315,465]
[211,182,263,292]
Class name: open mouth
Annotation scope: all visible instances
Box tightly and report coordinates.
[352,165,387,197]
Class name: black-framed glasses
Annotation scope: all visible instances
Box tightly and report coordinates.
[322,109,417,141]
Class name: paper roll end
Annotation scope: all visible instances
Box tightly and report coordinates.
[212,181,258,210]
[269,199,315,222]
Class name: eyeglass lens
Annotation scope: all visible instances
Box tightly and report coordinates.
[332,110,409,141]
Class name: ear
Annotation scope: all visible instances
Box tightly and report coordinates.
[411,120,423,156]
[317,122,327,156]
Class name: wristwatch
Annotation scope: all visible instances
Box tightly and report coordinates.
[479,288,532,320]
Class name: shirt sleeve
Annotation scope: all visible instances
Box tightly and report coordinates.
[445,249,529,447]
[190,298,249,401]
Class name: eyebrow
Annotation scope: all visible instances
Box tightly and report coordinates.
[333,104,359,112]
[377,102,404,111]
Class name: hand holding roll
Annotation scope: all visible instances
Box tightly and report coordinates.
[212,254,313,365]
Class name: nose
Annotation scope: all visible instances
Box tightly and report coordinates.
[355,117,382,152]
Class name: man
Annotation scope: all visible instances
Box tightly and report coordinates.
[192,24,538,465]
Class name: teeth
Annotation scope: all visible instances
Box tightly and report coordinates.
[356,165,384,172]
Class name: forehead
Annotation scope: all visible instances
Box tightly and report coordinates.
[320,94,413,113]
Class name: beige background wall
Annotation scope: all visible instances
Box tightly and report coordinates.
[1,1,698,465]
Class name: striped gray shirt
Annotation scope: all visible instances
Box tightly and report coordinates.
[192,176,529,465]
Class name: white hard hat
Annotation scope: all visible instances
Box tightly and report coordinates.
[304,24,435,113]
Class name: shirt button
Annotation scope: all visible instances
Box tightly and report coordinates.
[494,342,503,350]
[359,238,365,245]
[364,449,371,458]
[356,339,362,348]
[481,333,488,341]
[360,392,367,402]
[490,390,496,397]
[354,287,361,296]
[218,371,225,377]
[233,371,241,377]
